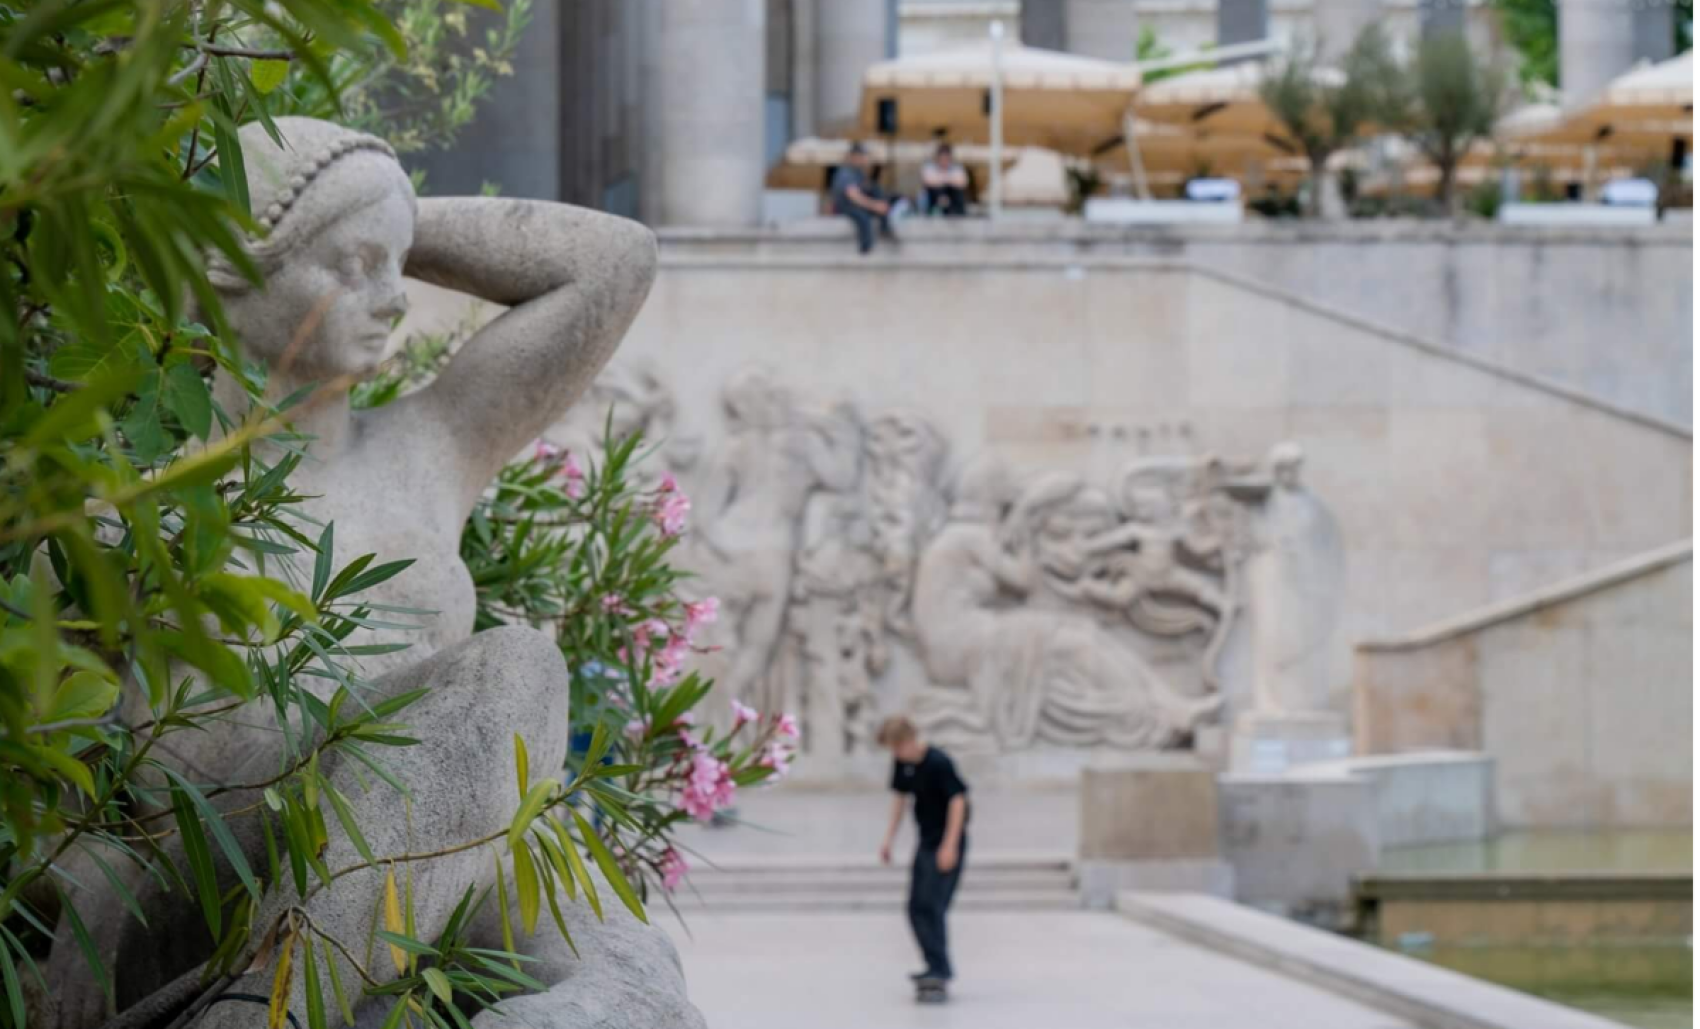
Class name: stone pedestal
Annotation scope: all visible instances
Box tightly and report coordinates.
[1218,769,1379,924]
[1078,756,1234,909]
[1229,711,1351,775]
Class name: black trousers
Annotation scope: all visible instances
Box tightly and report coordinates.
[924,185,967,216]
[908,840,966,978]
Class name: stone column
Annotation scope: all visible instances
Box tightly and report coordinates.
[1217,0,1268,61]
[1022,0,1068,50]
[791,0,818,139]
[815,0,887,137]
[1559,0,1637,105]
[1311,0,1381,63]
[409,0,561,200]
[654,0,766,226]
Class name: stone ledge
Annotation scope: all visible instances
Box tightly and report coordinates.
[1354,871,1693,902]
[657,217,1695,247]
[1359,540,1694,651]
[1115,891,1631,1029]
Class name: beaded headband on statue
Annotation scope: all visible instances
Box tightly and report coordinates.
[254,133,399,235]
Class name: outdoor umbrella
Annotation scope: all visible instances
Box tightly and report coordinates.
[1131,62,1346,143]
[1564,50,1694,141]
[855,40,1142,155]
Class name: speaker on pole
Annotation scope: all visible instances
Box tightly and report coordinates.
[877,98,899,135]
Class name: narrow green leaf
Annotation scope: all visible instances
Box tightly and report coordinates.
[506,782,553,850]
[163,362,213,439]
[59,894,112,1005]
[164,769,259,905]
[492,849,516,964]
[421,968,453,1008]
[321,940,355,1027]
[513,734,528,799]
[373,931,439,958]
[549,818,600,921]
[321,782,375,864]
[1,933,26,1029]
[170,783,223,936]
[572,810,646,924]
[302,923,328,1029]
[83,846,147,927]
[511,842,539,936]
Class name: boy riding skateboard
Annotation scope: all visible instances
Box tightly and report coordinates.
[877,716,970,1002]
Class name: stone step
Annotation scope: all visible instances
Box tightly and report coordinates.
[682,871,1074,895]
[667,887,1082,913]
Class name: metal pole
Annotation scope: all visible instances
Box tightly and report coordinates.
[990,19,1005,220]
[1122,109,1153,201]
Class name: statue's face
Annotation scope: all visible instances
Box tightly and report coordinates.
[231,185,414,380]
[1036,497,1115,580]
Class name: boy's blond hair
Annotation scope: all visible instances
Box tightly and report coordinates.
[876,715,918,747]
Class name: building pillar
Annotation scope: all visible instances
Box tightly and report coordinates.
[1021,0,1068,50]
[1311,0,1381,63]
[1217,0,1268,60]
[409,0,561,199]
[815,0,888,137]
[1559,0,1638,105]
[654,0,766,225]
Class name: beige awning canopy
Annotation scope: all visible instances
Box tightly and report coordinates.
[855,42,1142,155]
[765,136,1021,191]
[1465,104,1673,170]
[1092,117,1303,176]
[1510,52,1693,148]
[1131,62,1346,141]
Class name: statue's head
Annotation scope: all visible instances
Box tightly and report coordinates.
[209,117,416,380]
[948,455,1018,524]
[1269,441,1305,490]
[722,366,790,428]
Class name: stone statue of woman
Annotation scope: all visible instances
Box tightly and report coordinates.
[38,118,703,1029]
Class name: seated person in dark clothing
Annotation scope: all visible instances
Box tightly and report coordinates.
[831,143,904,254]
[921,143,970,216]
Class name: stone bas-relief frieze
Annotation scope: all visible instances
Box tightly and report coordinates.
[557,364,1345,758]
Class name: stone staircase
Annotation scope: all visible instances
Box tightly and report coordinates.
[668,853,1079,913]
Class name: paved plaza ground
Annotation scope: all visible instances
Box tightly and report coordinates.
[664,909,1416,1029]
[665,788,1415,1029]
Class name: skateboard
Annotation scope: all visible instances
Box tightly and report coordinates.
[915,977,949,1004]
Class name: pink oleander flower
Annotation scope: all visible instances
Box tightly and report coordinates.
[630,618,669,660]
[533,440,562,464]
[624,716,651,740]
[561,452,586,499]
[650,634,691,687]
[684,597,720,641]
[659,847,689,892]
[775,712,800,739]
[678,726,703,751]
[652,477,691,538]
[601,593,632,615]
[678,751,736,822]
[730,698,758,732]
[674,710,697,726]
[759,741,794,779]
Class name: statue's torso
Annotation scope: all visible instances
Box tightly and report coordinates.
[281,413,479,681]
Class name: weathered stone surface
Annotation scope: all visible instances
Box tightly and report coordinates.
[41,116,674,1029]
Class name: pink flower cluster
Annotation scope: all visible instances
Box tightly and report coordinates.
[531,439,585,498]
[758,712,800,778]
[659,847,689,891]
[652,472,690,537]
[679,750,736,821]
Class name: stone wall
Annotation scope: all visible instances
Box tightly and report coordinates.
[662,221,1695,427]
[403,239,1691,777]
[1355,543,1693,829]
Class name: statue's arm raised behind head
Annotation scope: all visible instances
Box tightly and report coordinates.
[403,198,658,498]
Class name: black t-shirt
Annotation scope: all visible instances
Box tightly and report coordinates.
[891,746,969,849]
